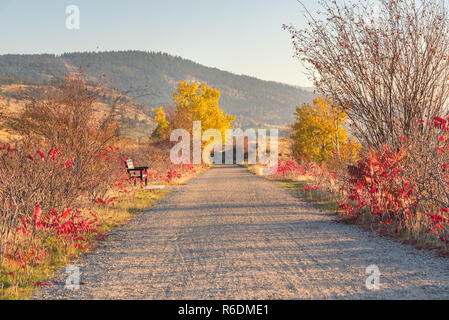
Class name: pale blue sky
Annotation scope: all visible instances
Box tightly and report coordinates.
[0,0,318,86]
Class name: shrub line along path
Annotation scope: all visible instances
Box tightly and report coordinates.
[34,165,449,299]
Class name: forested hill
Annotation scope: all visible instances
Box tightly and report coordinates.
[0,51,316,127]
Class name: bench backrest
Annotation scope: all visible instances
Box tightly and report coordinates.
[125,159,134,169]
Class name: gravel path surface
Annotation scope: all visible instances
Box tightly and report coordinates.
[34,165,449,299]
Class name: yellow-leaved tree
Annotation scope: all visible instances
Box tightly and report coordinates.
[291,97,360,164]
[151,106,170,140]
[173,81,235,141]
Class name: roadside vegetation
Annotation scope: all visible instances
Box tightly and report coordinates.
[0,74,222,299]
[252,0,449,254]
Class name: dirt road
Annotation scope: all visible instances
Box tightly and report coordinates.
[34,165,449,299]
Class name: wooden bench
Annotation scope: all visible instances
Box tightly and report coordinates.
[124,159,149,186]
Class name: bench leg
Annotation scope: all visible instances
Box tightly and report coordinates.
[140,171,143,187]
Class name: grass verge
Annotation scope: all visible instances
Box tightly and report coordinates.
[0,188,168,300]
[247,165,449,256]
[274,180,339,213]
[246,163,339,213]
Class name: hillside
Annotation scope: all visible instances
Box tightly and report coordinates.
[0,51,316,128]
[0,82,157,141]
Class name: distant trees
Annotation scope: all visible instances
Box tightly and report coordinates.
[0,51,316,128]
[0,54,66,84]
[284,0,449,149]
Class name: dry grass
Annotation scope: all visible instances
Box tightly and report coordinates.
[0,130,20,143]
[0,188,168,300]
[277,137,293,158]
[248,163,449,256]
[246,162,339,211]
[274,179,340,213]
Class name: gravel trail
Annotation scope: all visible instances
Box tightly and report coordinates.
[34,165,449,299]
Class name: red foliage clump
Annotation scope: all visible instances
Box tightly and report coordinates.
[338,145,415,232]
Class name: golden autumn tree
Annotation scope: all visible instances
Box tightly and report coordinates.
[290,97,359,164]
[173,81,235,141]
[151,106,170,140]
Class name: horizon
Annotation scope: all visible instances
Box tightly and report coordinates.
[0,49,316,89]
[0,0,318,87]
